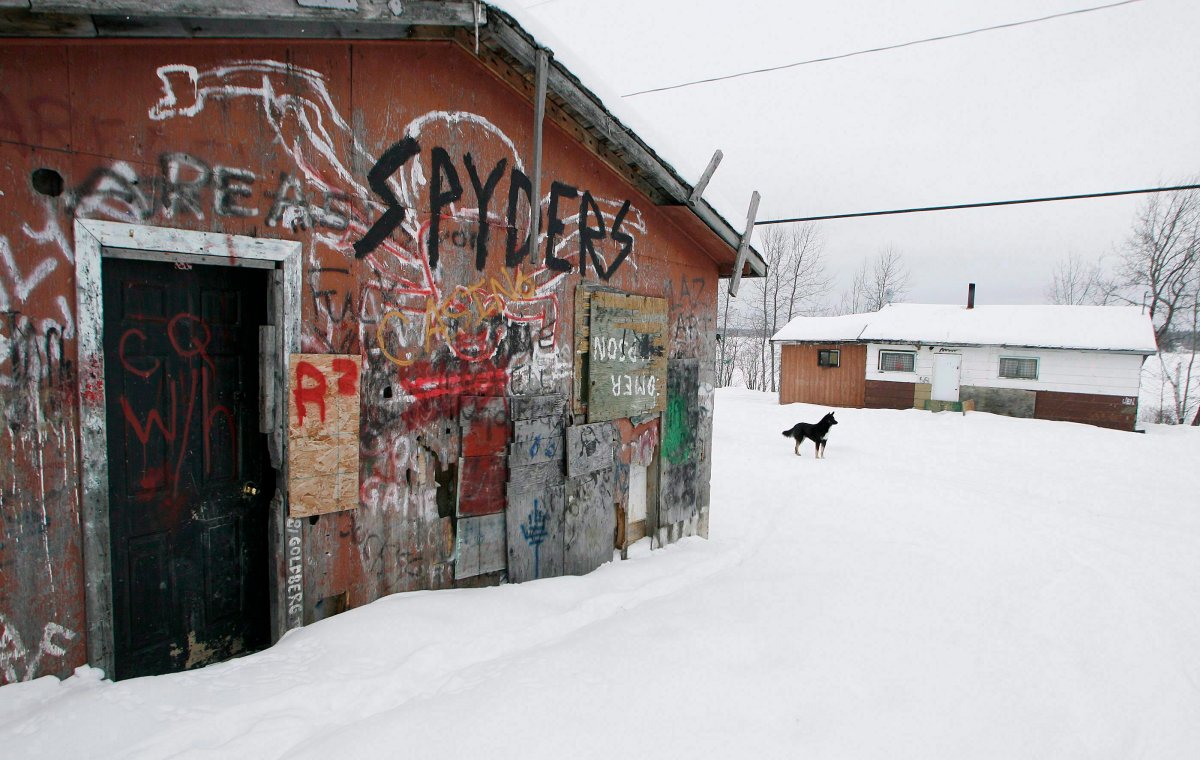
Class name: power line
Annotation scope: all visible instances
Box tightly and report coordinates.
[756,184,1200,226]
[622,0,1144,98]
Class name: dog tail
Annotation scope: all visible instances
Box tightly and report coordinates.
[781,428,790,437]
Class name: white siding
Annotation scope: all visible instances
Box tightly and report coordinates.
[866,344,1146,396]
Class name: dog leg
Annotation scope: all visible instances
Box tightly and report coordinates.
[794,440,801,456]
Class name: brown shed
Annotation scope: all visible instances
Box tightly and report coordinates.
[0,2,765,684]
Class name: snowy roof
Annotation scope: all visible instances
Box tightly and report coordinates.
[773,304,1158,353]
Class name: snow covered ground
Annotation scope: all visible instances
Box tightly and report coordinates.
[3,389,1199,758]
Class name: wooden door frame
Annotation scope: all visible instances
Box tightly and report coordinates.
[74,219,302,678]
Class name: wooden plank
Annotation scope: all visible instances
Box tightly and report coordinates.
[659,359,699,527]
[510,393,565,420]
[507,459,563,488]
[687,149,723,205]
[258,325,277,434]
[459,395,508,457]
[506,484,565,582]
[566,422,614,477]
[287,354,361,518]
[587,292,668,422]
[0,8,97,36]
[513,415,563,443]
[457,455,507,517]
[727,190,761,297]
[565,467,615,576]
[572,284,623,415]
[455,512,507,580]
[508,434,563,469]
[573,287,593,415]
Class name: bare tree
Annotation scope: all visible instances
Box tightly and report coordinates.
[1118,183,1200,345]
[1046,253,1113,305]
[1170,290,1200,426]
[715,283,744,387]
[747,224,830,392]
[839,246,911,314]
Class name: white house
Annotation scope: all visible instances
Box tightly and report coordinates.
[771,301,1158,431]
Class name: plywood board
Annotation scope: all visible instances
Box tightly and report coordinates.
[513,415,564,444]
[508,459,564,488]
[457,455,507,517]
[288,354,361,518]
[659,359,699,527]
[459,396,509,457]
[573,284,625,415]
[566,422,615,477]
[627,462,648,523]
[455,512,507,579]
[510,393,566,421]
[506,483,565,582]
[587,292,668,422]
[565,467,615,576]
[509,434,564,469]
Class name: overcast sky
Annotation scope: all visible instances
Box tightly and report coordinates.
[515,0,1200,307]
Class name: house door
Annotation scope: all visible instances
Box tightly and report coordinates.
[931,353,962,402]
[102,257,273,680]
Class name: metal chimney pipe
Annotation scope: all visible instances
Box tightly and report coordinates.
[967,283,976,309]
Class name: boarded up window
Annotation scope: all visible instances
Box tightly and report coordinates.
[287,354,360,518]
[586,293,667,422]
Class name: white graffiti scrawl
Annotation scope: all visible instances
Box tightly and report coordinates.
[146,59,647,363]
[0,613,77,683]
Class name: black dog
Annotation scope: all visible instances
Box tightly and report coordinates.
[782,412,838,458]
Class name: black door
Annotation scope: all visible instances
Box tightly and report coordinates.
[102,257,273,680]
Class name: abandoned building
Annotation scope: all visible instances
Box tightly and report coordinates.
[0,2,766,683]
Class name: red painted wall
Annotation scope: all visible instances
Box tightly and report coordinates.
[0,39,722,682]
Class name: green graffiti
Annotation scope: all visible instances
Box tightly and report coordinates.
[661,393,692,465]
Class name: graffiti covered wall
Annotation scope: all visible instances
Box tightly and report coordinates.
[0,39,720,682]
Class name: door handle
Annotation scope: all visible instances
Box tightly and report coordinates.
[241,481,260,499]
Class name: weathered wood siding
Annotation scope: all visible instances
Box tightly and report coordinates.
[864,379,917,409]
[1034,390,1139,431]
[778,343,866,407]
[0,38,725,682]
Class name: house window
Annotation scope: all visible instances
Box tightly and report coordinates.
[999,356,1038,380]
[817,349,840,368]
[878,350,915,372]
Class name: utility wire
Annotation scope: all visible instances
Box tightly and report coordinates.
[756,184,1200,225]
[622,0,1144,97]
